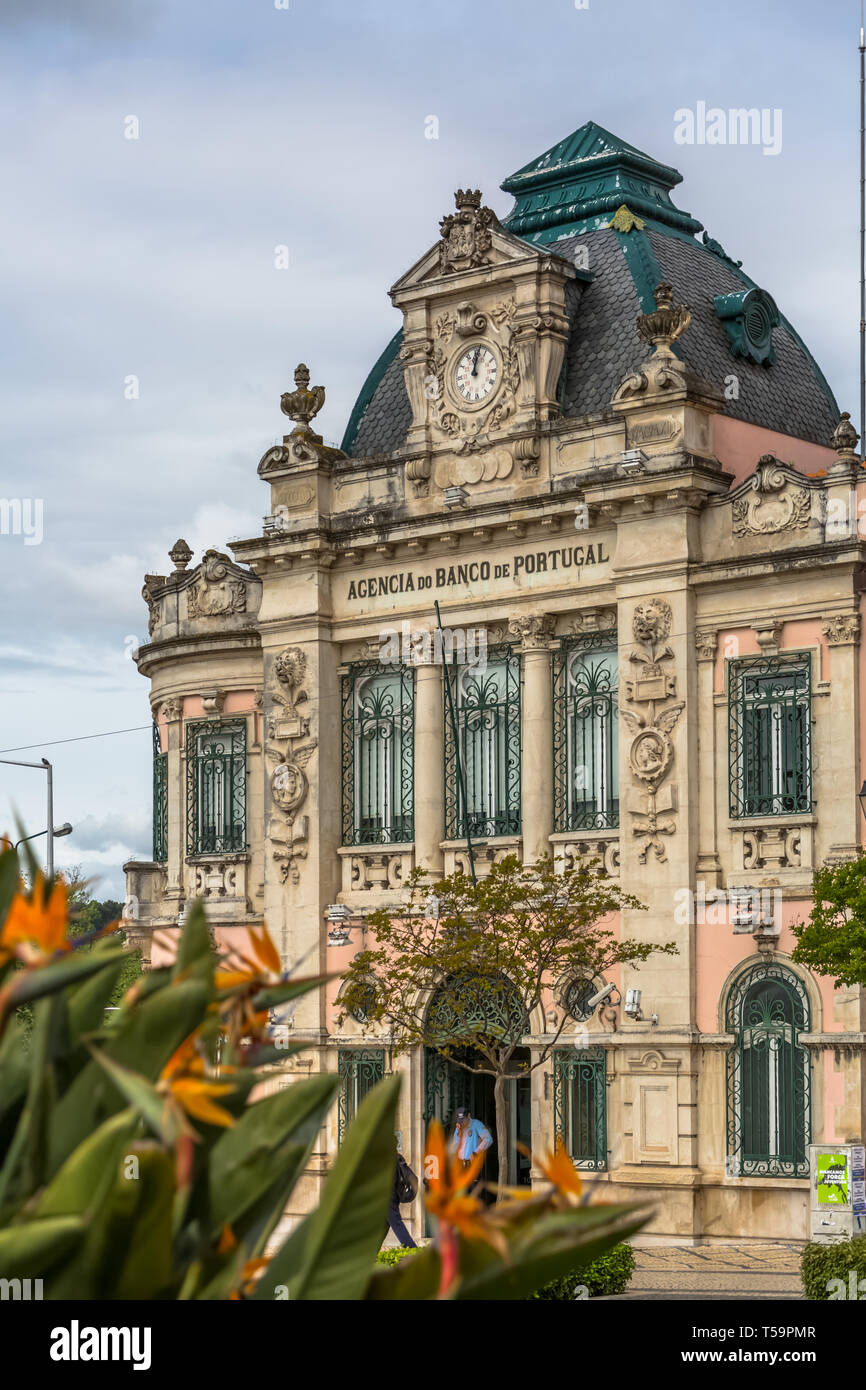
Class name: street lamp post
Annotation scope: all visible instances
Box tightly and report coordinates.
[14,823,74,859]
[0,757,63,877]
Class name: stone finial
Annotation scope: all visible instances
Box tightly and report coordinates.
[832,411,860,463]
[280,363,326,434]
[454,188,482,212]
[169,538,193,572]
[636,282,692,356]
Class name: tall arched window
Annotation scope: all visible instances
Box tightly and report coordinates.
[725,961,811,1177]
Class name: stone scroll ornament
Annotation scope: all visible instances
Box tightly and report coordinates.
[264,646,317,884]
[619,599,684,864]
[186,550,247,618]
[731,455,811,537]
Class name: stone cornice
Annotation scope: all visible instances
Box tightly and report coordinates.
[135,629,262,679]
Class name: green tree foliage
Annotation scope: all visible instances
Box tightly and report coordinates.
[339,854,676,1190]
[791,857,866,989]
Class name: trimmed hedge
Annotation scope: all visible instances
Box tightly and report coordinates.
[525,1241,635,1299]
[377,1246,416,1268]
[801,1236,866,1300]
[377,1241,635,1298]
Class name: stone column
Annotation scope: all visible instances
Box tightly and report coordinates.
[822,614,862,861]
[509,614,555,865]
[414,656,445,876]
[694,629,721,884]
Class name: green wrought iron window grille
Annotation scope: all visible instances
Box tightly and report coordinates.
[553,1047,607,1171]
[186,720,247,857]
[337,1048,385,1145]
[725,961,810,1178]
[341,663,414,845]
[553,632,619,832]
[426,973,526,1050]
[444,645,521,840]
[152,722,168,863]
[728,654,812,818]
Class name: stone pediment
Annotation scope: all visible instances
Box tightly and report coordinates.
[726,455,822,539]
[390,189,573,295]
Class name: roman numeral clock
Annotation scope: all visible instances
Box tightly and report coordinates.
[453,343,499,406]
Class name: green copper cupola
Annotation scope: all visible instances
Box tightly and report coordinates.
[501,119,703,243]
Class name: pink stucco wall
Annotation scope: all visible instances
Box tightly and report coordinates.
[711,619,828,692]
[714,415,837,487]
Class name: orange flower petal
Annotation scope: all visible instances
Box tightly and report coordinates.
[248,924,280,976]
[534,1137,583,1201]
[171,1078,236,1128]
[425,1120,448,1192]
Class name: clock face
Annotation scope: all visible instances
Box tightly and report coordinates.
[454,344,499,404]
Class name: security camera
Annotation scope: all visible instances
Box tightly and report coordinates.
[624,987,642,1019]
[586,982,615,1009]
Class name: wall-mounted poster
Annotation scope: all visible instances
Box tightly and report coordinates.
[817,1152,850,1205]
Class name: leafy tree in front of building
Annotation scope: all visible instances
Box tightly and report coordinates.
[338,854,676,1193]
[791,857,866,989]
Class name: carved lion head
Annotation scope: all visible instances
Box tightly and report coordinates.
[633,599,672,645]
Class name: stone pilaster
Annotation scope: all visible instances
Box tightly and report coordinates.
[261,621,340,1044]
[822,613,862,862]
[508,614,555,865]
[160,697,185,903]
[694,629,721,883]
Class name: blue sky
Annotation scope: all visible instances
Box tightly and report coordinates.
[0,0,861,896]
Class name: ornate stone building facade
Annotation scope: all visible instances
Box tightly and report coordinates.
[126,121,865,1242]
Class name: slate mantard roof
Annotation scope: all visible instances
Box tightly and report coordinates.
[342,121,838,457]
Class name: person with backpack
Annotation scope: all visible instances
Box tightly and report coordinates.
[382,1148,419,1248]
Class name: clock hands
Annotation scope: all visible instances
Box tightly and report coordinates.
[471,346,481,377]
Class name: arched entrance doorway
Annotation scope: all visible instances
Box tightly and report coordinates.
[423,1044,532,1192]
[422,974,533,1196]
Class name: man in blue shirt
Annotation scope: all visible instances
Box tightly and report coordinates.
[452,1106,493,1169]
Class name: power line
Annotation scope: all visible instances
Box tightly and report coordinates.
[0,725,152,755]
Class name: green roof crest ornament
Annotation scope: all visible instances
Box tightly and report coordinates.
[608,204,645,234]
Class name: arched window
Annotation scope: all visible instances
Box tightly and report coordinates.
[725,961,811,1177]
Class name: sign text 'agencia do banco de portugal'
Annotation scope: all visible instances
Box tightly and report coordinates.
[341,535,613,607]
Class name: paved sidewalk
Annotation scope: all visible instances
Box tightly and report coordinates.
[602,1242,804,1300]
